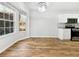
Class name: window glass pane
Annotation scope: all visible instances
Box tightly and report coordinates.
[0,28,4,35]
[9,28,13,33]
[10,13,13,20]
[10,22,13,27]
[5,13,9,20]
[0,20,4,27]
[5,28,10,34]
[0,12,3,19]
[5,21,10,27]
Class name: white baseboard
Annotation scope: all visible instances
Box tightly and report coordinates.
[30,36,57,38]
[19,36,30,40]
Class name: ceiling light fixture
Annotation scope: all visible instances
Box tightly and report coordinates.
[38,2,47,12]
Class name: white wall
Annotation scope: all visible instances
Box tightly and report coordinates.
[0,2,29,53]
[30,11,58,37]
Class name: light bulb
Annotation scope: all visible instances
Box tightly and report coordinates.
[38,6,46,12]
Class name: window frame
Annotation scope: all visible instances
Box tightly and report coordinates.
[0,3,14,37]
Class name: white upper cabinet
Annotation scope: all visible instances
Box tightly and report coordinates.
[58,14,79,23]
[58,15,67,23]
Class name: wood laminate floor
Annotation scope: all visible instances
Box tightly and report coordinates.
[0,38,79,57]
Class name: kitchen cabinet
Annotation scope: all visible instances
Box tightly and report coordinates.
[58,28,71,40]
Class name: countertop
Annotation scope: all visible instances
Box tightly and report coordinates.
[58,23,79,29]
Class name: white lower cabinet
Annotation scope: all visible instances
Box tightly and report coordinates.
[58,28,71,40]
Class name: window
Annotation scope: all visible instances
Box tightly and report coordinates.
[0,4,14,36]
[0,12,3,18]
[19,14,26,31]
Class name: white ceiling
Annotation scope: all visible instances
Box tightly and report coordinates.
[24,2,79,13]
